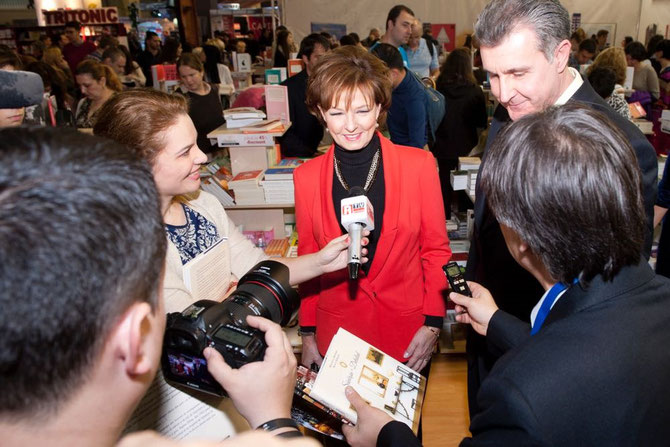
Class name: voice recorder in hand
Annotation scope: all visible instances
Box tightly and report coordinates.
[443,262,472,297]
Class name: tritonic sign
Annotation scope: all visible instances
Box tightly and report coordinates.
[42,7,119,26]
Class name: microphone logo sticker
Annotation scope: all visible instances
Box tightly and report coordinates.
[343,205,352,215]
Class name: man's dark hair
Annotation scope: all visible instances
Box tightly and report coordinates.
[481,104,645,284]
[98,34,117,51]
[370,42,404,70]
[102,46,125,62]
[596,29,609,38]
[339,34,357,47]
[0,48,22,69]
[145,31,159,47]
[348,32,360,44]
[625,41,647,62]
[64,20,81,30]
[623,36,633,47]
[0,127,165,418]
[646,34,664,58]
[385,4,415,30]
[657,39,670,60]
[587,66,616,99]
[298,33,330,59]
[579,38,596,54]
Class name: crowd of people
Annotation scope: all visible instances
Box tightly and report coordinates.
[1,0,670,446]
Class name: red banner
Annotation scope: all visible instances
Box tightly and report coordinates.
[431,23,456,52]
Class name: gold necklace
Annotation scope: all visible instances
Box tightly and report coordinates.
[333,148,381,193]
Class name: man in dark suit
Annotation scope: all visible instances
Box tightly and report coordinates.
[277,33,329,158]
[464,0,658,417]
[340,104,670,447]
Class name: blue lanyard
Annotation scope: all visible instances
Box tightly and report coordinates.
[530,282,568,335]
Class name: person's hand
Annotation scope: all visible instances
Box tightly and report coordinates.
[299,333,323,368]
[204,316,297,428]
[341,387,393,447]
[403,325,439,370]
[450,281,498,336]
[316,232,370,274]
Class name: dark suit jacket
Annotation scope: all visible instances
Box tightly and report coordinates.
[464,78,659,416]
[378,261,670,446]
[277,69,323,158]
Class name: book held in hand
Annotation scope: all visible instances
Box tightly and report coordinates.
[307,328,426,434]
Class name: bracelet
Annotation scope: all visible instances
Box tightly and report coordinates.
[275,430,303,439]
[258,418,298,432]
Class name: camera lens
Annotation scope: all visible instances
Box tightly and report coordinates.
[228,260,299,326]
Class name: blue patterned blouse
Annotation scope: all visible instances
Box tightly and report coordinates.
[166,203,220,265]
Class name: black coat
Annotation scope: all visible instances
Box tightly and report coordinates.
[432,81,487,160]
[277,69,323,158]
[379,261,670,446]
[464,78,659,416]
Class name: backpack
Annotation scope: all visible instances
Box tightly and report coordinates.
[425,37,435,58]
[409,70,446,141]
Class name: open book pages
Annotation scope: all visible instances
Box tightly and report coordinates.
[309,328,426,434]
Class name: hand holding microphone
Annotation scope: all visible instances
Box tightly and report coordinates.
[340,186,375,279]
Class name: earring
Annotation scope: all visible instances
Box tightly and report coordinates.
[375,123,379,128]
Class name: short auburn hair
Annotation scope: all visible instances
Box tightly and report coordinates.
[93,88,189,163]
[305,45,392,126]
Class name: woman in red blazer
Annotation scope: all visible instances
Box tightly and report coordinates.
[295,46,451,372]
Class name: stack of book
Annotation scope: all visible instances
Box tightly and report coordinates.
[228,169,265,205]
[262,167,295,204]
[458,156,481,171]
[223,107,266,129]
[466,171,478,197]
[200,162,235,206]
[264,238,290,257]
[450,170,468,191]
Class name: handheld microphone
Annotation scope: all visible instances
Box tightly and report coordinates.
[340,186,374,280]
[0,70,45,109]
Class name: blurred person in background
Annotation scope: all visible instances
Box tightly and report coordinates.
[176,53,225,154]
[586,47,631,119]
[433,48,488,218]
[405,19,438,79]
[74,60,121,128]
[137,31,162,87]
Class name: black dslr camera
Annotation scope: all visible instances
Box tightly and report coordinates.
[161,260,299,396]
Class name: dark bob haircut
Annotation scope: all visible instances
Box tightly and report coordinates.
[480,103,645,284]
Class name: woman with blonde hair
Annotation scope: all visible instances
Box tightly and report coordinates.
[74,59,122,128]
[587,47,631,118]
[42,46,75,96]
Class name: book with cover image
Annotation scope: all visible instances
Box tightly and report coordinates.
[291,365,352,440]
[308,328,427,434]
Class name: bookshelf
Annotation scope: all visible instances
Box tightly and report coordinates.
[206,123,294,238]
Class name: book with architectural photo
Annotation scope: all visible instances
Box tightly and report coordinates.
[308,328,427,434]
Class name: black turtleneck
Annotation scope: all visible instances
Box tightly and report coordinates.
[332,133,385,275]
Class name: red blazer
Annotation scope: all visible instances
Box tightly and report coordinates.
[294,133,451,361]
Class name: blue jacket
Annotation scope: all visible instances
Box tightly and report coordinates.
[386,70,427,149]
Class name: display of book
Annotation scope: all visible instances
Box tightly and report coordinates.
[302,328,427,435]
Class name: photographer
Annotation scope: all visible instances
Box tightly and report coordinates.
[0,127,314,446]
[341,104,670,446]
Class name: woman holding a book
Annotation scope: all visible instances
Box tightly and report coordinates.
[295,46,451,375]
[94,88,368,314]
